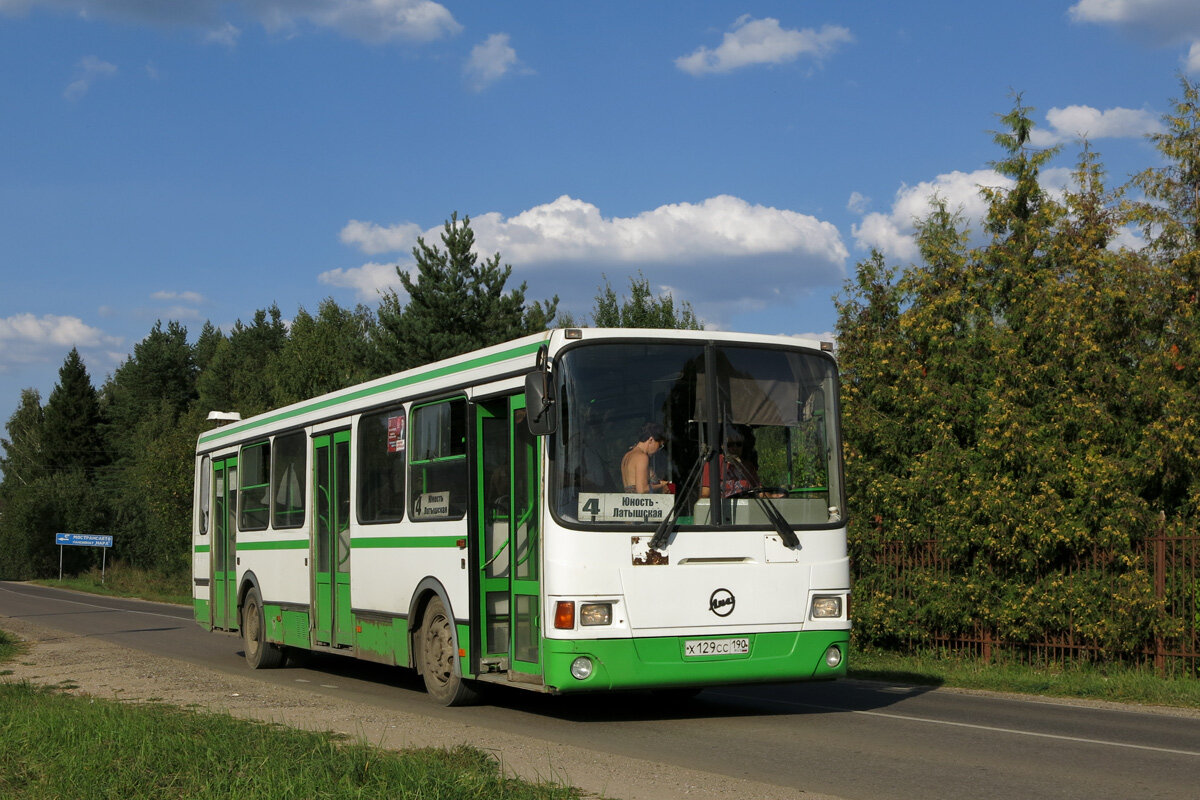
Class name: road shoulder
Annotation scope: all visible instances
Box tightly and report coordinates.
[1,613,839,800]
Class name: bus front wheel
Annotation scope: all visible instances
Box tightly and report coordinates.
[418,596,480,706]
[242,588,285,669]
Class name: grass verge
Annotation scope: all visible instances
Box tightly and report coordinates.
[34,562,191,606]
[0,629,20,673]
[0,680,584,800]
[850,648,1200,709]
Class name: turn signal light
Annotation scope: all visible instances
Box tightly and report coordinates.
[554,600,575,629]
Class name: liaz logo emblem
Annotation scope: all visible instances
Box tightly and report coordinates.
[709,588,735,617]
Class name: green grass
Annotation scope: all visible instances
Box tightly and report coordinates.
[850,647,1200,709]
[34,562,191,606]
[0,629,20,674]
[0,680,584,800]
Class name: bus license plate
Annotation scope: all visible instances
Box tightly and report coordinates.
[684,638,750,657]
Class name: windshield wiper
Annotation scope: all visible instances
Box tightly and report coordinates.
[649,444,711,551]
[725,454,799,549]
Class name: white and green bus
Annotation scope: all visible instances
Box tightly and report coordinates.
[192,328,849,704]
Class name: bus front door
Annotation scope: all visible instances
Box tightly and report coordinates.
[313,431,352,648]
[212,456,238,631]
[477,396,542,680]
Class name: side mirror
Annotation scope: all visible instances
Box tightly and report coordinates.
[525,345,557,435]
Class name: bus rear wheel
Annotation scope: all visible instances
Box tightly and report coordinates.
[419,596,480,706]
[242,588,285,669]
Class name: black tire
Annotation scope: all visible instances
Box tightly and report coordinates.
[418,596,481,706]
[243,588,285,669]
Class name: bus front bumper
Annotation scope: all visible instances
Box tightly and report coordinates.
[542,629,848,693]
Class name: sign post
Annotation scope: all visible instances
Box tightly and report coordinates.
[55,533,114,582]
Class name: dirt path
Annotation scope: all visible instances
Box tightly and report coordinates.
[1,613,838,800]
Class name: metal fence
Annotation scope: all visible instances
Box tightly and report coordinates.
[860,532,1200,678]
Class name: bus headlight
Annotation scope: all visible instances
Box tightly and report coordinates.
[579,603,612,626]
[811,595,843,619]
[571,657,593,680]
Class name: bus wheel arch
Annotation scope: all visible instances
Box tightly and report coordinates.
[238,573,284,670]
[408,579,480,706]
[235,572,263,632]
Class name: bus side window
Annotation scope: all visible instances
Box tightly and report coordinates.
[358,407,407,524]
[409,398,468,521]
[239,441,271,531]
[272,431,306,529]
[198,455,210,535]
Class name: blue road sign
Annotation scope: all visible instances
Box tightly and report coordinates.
[55,533,113,548]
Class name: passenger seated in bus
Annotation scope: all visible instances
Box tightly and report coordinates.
[701,430,782,498]
[621,422,669,494]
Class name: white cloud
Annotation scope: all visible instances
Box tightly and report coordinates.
[1187,41,1200,73]
[847,191,870,214]
[2,1,461,45]
[851,169,1011,261]
[471,195,847,267]
[288,0,461,44]
[204,21,241,47]
[1027,104,1163,147]
[676,15,852,76]
[340,219,422,255]
[323,194,849,325]
[320,260,405,298]
[464,33,524,92]
[1069,0,1200,39]
[850,165,1110,262]
[151,290,205,305]
[0,313,123,370]
[63,55,117,101]
[1070,0,1200,62]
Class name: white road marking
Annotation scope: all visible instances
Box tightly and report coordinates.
[712,691,1200,758]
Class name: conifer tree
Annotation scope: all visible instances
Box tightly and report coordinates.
[197,306,287,417]
[1131,76,1200,521]
[375,212,558,373]
[41,348,106,476]
[590,272,703,329]
[272,298,379,405]
[104,320,196,435]
[0,389,45,492]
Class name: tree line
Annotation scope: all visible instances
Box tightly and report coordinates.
[0,214,698,579]
[6,73,1198,667]
[838,78,1200,660]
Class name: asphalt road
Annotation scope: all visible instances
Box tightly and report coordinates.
[2,581,1197,800]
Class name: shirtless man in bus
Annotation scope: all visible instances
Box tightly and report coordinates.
[620,422,669,493]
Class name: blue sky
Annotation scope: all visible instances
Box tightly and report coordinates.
[1,1,1198,432]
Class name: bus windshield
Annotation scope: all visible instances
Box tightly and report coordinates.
[551,340,843,530]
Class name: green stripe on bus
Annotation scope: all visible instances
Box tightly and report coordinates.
[351,536,462,549]
[195,538,460,551]
[198,339,545,446]
[236,539,309,551]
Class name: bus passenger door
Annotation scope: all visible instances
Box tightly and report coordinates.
[313,430,352,648]
[211,456,238,631]
[477,396,542,679]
